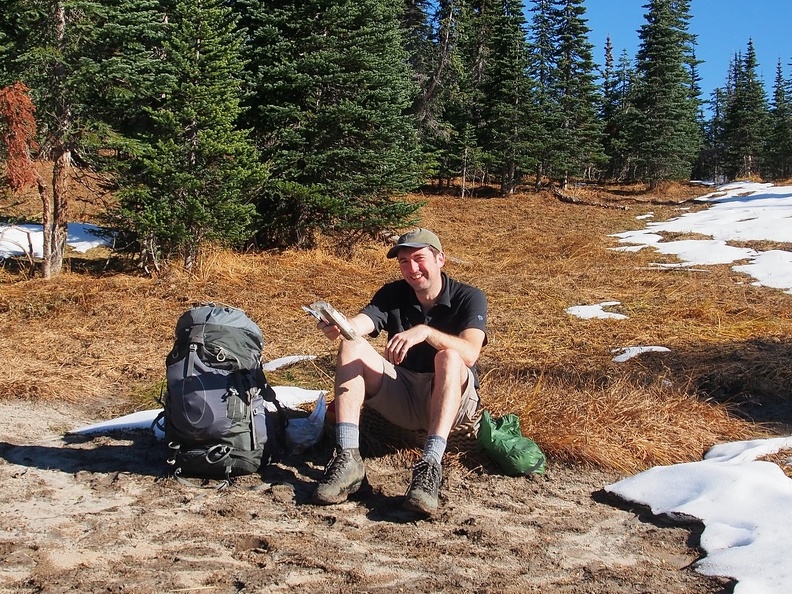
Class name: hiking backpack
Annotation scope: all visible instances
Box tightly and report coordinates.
[159,304,286,486]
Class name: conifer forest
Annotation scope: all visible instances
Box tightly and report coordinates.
[1,0,789,270]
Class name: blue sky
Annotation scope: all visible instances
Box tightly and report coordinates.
[584,0,792,104]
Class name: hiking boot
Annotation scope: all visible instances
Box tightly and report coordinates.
[403,458,442,515]
[313,447,366,505]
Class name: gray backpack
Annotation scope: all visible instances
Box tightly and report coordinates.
[160,304,285,486]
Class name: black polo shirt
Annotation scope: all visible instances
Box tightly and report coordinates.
[361,272,487,388]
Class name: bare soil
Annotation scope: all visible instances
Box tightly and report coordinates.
[0,400,733,594]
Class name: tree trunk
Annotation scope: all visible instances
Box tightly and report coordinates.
[501,161,516,195]
[47,146,71,277]
[416,0,455,124]
[43,0,71,279]
[461,146,469,199]
[40,172,53,279]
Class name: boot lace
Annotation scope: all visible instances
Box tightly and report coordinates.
[321,448,353,483]
[411,459,441,494]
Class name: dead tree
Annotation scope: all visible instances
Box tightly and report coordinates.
[0,81,68,278]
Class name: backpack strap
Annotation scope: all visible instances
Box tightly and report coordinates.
[254,367,290,458]
[169,443,234,490]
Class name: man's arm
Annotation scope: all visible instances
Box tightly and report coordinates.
[385,325,485,367]
[425,326,485,368]
[348,313,375,337]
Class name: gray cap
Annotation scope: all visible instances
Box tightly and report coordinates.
[386,228,443,259]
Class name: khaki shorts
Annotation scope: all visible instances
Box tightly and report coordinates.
[364,359,480,431]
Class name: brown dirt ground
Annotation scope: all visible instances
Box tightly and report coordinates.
[0,399,733,594]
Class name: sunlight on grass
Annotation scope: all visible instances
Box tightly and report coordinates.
[1,182,789,472]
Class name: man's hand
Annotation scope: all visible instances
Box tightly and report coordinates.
[386,325,485,368]
[385,325,430,365]
[318,312,374,343]
[317,319,343,341]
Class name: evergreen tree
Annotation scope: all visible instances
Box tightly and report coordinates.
[435,0,484,192]
[600,44,637,180]
[631,0,702,188]
[0,0,167,276]
[721,39,768,180]
[417,0,471,188]
[473,0,537,194]
[0,0,85,277]
[114,0,265,271]
[766,60,792,179]
[455,121,485,197]
[695,87,727,183]
[401,0,436,120]
[76,0,169,146]
[236,0,422,246]
[527,0,561,187]
[549,0,605,186]
[525,0,604,187]
[599,36,617,140]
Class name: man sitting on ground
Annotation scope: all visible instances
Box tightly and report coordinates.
[312,228,488,515]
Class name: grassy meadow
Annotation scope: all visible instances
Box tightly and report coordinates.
[2,181,791,474]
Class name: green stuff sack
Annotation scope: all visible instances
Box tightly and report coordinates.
[477,410,546,476]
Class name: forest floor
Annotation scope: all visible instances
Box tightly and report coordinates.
[0,399,734,594]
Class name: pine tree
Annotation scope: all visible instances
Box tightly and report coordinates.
[527,0,561,188]
[401,0,436,121]
[0,0,96,277]
[76,0,168,146]
[600,43,637,180]
[114,0,266,271]
[472,0,537,194]
[236,0,422,246]
[766,60,792,179]
[549,0,605,186]
[417,0,469,187]
[631,0,702,188]
[695,87,727,183]
[600,36,616,124]
[721,39,768,180]
[456,121,485,197]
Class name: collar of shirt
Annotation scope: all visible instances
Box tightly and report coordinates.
[407,271,451,315]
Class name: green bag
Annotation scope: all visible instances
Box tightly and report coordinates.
[477,410,546,476]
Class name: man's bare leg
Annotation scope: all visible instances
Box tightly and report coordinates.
[333,337,385,425]
[426,349,468,439]
[404,349,469,515]
[313,338,384,505]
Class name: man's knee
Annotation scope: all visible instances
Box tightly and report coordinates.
[336,338,385,391]
[434,349,465,375]
[433,350,467,390]
[337,337,373,366]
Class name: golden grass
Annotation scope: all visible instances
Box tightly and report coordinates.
[2,183,790,472]
[759,449,792,478]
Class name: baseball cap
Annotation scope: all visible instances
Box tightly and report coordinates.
[386,228,443,259]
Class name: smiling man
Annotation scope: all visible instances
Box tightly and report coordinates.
[312,228,488,515]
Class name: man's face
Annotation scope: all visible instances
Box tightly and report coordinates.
[397,246,445,293]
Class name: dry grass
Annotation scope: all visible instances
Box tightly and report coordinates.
[759,449,792,478]
[2,181,790,472]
